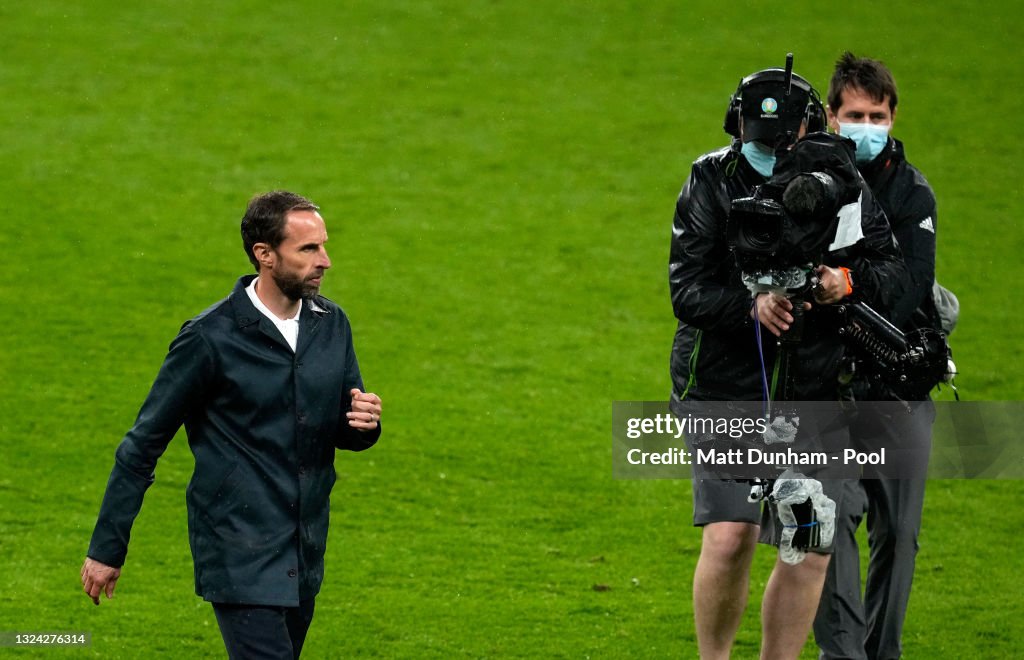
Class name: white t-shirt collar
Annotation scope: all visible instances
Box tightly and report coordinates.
[245,277,301,351]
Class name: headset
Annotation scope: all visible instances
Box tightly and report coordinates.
[723,54,826,140]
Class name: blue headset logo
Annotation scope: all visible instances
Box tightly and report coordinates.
[761,98,778,114]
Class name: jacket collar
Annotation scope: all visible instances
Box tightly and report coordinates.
[232,275,261,329]
[230,275,330,356]
[860,137,905,188]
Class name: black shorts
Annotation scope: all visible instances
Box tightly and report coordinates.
[692,476,850,553]
[691,420,852,553]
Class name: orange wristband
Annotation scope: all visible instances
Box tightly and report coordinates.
[838,267,854,296]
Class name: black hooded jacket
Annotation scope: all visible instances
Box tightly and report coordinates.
[669,137,908,401]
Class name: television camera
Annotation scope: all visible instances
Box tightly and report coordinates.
[727,131,950,398]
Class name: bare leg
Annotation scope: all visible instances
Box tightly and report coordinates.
[760,552,830,660]
[693,522,760,660]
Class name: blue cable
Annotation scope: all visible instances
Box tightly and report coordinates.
[751,297,771,419]
[783,521,820,529]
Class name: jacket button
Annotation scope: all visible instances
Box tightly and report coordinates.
[287,569,297,578]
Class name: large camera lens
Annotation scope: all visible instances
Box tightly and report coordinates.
[741,216,781,252]
[730,197,785,256]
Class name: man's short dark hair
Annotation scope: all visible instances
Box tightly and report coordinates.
[240,191,319,271]
[827,51,898,114]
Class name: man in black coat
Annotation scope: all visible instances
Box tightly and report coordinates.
[814,52,940,660]
[670,62,908,659]
[81,191,382,658]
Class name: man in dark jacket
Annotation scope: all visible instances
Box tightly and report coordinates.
[81,191,382,658]
[670,63,908,659]
[814,52,939,660]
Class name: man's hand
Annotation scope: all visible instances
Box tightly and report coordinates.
[813,265,851,304]
[752,293,811,337]
[347,388,382,432]
[81,557,120,605]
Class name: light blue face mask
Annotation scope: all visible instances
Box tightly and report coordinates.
[838,122,890,164]
[740,141,775,177]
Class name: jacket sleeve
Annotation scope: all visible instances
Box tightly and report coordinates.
[827,184,910,321]
[669,161,753,331]
[87,323,214,567]
[334,317,380,452]
[888,184,937,327]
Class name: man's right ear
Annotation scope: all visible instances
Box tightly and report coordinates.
[825,106,840,133]
[252,243,275,269]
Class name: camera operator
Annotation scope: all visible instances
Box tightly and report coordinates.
[669,61,908,659]
[813,52,942,660]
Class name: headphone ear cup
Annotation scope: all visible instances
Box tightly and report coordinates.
[805,94,827,133]
[723,96,741,138]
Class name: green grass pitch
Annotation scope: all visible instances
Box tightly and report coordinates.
[1,1,1022,657]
